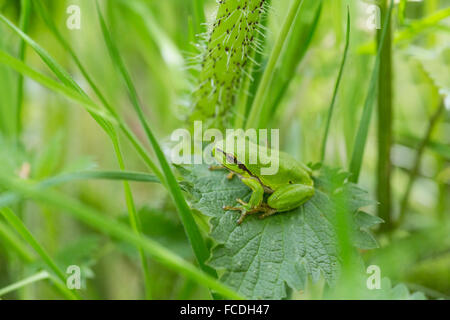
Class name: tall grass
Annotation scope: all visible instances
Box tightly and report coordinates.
[95,3,217,283]
[0,173,243,300]
[0,2,216,298]
[14,0,31,140]
[0,0,449,300]
[321,8,350,163]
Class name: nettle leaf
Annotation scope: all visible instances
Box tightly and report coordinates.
[178,164,381,299]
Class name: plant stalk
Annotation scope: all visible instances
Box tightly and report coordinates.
[376,0,393,230]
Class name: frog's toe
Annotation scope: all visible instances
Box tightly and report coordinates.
[226,172,235,180]
[258,208,278,220]
[236,198,248,206]
[223,205,243,212]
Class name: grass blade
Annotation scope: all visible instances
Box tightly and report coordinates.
[0,44,162,183]
[0,2,164,190]
[0,271,49,297]
[0,219,35,262]
[192,0,206,35]
[0,208,81,300]
[260,0,323,128]
[0,174,244,300]
[95,3,217,281]
[358,7,450,54]
[348,0,394,183]
[377,0,395,230]
[0,50,112,122]
[0,13,83,95]
[15,0,31,139]
[1,11,164,281]
[44,170,160,185]
[32,0,164,183]
[320,8,351,163]
[398,0,407,26]
[245,0,304,129]
[33,0,117,118]
[111,138,153,299]
[398,99,445,226]
[0,269,80,300]
[0,170,161,212]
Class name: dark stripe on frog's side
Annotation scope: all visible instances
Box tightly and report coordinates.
[216,148,274,194]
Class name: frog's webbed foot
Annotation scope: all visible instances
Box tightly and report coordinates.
[209,165,224,171]
[223,200,259,224]
[226,172,236,180]
[222,207,257,225]
[223,199,278,224]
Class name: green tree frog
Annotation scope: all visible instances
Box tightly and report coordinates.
[212,136,315,224]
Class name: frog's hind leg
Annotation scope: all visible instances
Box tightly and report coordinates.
[258,205,278,220]
[266,184,315,212]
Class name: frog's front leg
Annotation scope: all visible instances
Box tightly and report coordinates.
[263,184,315,219]
[209,165,235,180]
[223,177,266,224]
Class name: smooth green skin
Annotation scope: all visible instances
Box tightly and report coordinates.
[212,137,315,220]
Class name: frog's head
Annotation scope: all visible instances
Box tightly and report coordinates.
[212,139,249,176]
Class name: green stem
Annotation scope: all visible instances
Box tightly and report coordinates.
[377,0,394,230]
[398,0,407,26]
[0,271,49,297]
[96,4,217,284]
[320,8,350,163]
[111,137,153,300]
[0,219,35,262]
[33,0,164,180]
[349,0,394,183]
[397,100,444,227]
[245,0,303,129]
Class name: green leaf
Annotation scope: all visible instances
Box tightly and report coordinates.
[367,278,427,300]
[178,164,380,299]
[355,211,384,229]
